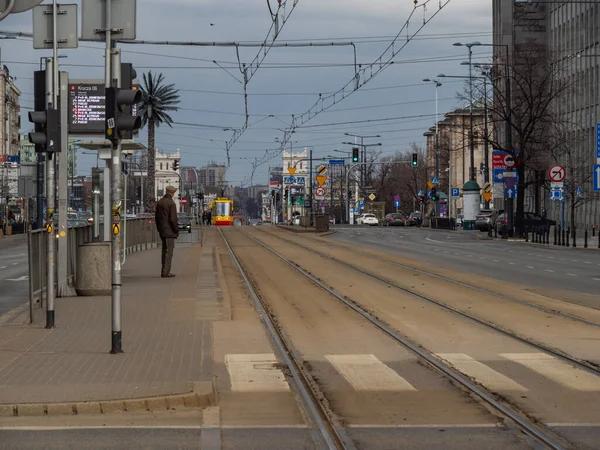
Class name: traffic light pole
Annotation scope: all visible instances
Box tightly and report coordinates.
[45,56,56,328]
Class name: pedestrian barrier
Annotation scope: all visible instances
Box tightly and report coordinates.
[28,219,158,322]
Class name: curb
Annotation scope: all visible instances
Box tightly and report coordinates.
[0,381,215,417]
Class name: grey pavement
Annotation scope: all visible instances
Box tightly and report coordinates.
[0,228,219,407]
[329,225,600,298]
[0,235,29,317]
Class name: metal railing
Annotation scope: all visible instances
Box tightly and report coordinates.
[27,219,159,322]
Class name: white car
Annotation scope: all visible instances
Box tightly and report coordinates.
[357,213,379,226]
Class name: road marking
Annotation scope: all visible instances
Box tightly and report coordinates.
[585,262,592,264]
[546,270,555,273]
[325,354,416,391]
[200,407,221,450]
[526,266,535,269]
[426,237,444,244]
[571,260,578,262]
[501,353,600,391]
[567,274,577,277]
[493,260,499,262]
[225,354,290,392]
[0,266,6,269]
[3,254,25,259]
[593,278,600,282]
[11,263,18,266]
[509,262,515,265]
[435,353,527,392]
[6,276,29,282]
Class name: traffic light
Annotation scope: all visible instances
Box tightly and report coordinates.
[412,153,418,167]
[120,63,140,140]
[29,108,61,153]
[173,159,180,171]
[431,187,438,201]
[29,69,61,153]
[352,147,359,163]
[105,68,142,142]
[121,162,129,174]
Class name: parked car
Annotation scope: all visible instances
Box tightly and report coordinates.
[494,212,556,235]
[382,213,406,226]
[406,211,423,227]
[177,212,192,233]
[475,209,500,232]
[357,213,379,226]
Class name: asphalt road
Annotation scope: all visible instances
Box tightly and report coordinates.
[329,225,600,297]
[0,235,29,317]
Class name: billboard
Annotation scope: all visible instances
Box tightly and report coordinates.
[68,80,140,136]
[269,167,283,187]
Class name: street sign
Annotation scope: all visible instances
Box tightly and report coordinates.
[32,3,79,50]
[594,165,600,192]
[504,154,515,167]
[81,0,137,41]
[431,176,439,185]
[504,187,516,199]
[394,194,400,201]
[315,175,327,187]
[417,190,425,198]
[504,177,517,189]
[482,182,492,192]
[353,207,359,213]
[394,200,401,208]
[369,193,376,201]
[317,165,327,175]
[576,186,582,199]
[304,199,311,208]
[550,187,564,201]
[451,187,460,198]
[288,167,296,176]
[482,192,493,203]
[329,159,345,165]
[359,200,365,208]
[315,187,326,199]
[181,198,187,205]
[548,164,566,182]
[283,176,296,185]
[550,181,564,188]
[296,177,306,185]
[596,123,600,159]
[493,168,504,183]
[427,181,434,190]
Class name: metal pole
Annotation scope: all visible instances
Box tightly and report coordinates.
[44,55,55,328]
[435,82,440,216]
[504,45,514,236]
[309,148,313,218]
[483,76,490,209]
[106,0,123,354]
[468,45,475,181]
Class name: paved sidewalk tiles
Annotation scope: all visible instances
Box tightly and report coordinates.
[0,231,225,415]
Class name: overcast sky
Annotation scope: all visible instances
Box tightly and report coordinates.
[1,0,492,185]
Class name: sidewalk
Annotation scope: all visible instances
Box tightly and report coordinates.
[0,230,226,416]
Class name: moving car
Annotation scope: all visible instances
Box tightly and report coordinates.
[383,213,405,226]
[406,211,423,227]
[177,212,192,233]
[475,209,500,232]
[357,213,379,226]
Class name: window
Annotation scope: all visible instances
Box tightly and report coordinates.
[160,163,163,170]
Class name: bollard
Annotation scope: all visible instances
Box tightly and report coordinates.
[562,228,566,246]
[554,226,558,246]
[525,226,529,242]
[573,229,577,248]
[585,229,588,248]
[593,225,596,238]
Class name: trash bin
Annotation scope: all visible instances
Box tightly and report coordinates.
[75,242,111,296]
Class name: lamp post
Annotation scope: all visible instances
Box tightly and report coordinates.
[423,78,442,215]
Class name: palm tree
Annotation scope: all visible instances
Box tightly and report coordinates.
[139,72,180,212]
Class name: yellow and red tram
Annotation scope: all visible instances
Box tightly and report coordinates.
[210,198,234,226]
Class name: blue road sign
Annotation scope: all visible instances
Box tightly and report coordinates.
[594,164,600,192]
[359,200,365,208]
[329,159,345,165]
[353,207,359,213]
[304,199,311,208]
[284,176,296,185]
[417,190,425,197]
[451,188,460,198]
[427,190,433,199]
[431,176,439,185]
[296,177,306,185]
[504,187,516,199]
[394,194,400,201]
[550,187,564,201]
[576,186,582,199]
[394,200,401,208]
[493,168,504,183]
[596,123,600,159]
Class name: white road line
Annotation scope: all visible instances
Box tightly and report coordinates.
[585,262,592,264]
[526,266,535,269]
[501,353,600,391]
[546,270,555,273]
[493,260,499,262]
[0,266,6,269]
[509,262,515,265]
[11,263,18,266]
[325,354,416,392]
[426,237,444,244]
[435,353,527,392]
[567,274,577,277]
[225,354,290,392]
[593,278,600,282]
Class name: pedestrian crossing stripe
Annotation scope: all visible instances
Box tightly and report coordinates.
[223,353,600,393]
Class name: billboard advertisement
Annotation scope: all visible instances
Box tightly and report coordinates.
[269,167,283,188]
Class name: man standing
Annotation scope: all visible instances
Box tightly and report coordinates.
[155,186,179,278]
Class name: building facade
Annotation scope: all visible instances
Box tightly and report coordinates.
[155,149,181,211]
[198,163,226,189]
[0,65,21,160]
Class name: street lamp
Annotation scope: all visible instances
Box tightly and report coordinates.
[423,78,442,215]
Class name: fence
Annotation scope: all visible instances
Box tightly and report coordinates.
[27,218,159,322]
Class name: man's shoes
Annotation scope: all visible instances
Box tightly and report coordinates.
[161,273,176,278]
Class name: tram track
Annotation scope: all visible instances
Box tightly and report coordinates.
[220,227,575,450]
[254,226,600,375]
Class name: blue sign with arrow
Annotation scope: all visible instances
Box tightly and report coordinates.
[394,200,401,208]
[504,187,516,199]
[594,164,600,192]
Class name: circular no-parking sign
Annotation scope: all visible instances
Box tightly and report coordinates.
[548,164,566,182]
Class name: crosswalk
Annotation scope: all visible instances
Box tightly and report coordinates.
[224,352,600,394]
